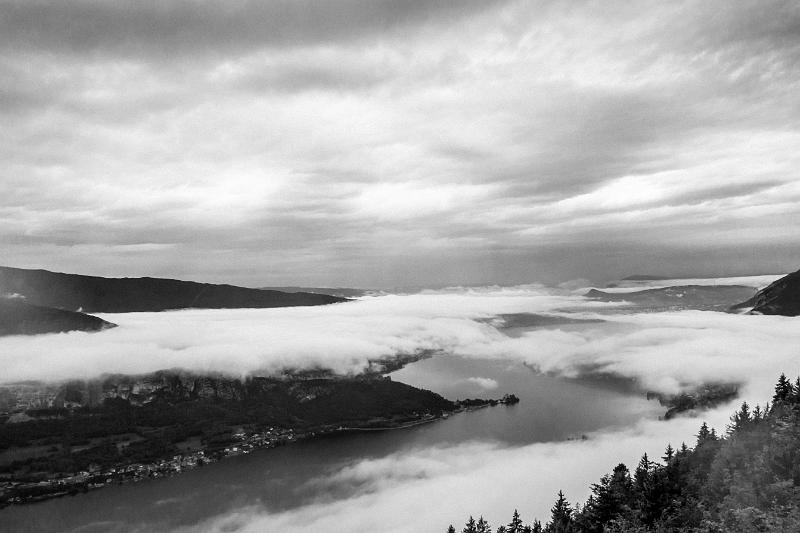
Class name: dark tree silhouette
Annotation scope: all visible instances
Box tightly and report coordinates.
[662,444,674,462]
[546,490,573,532]
[462,516,477,533]
[507,509,524,533]
[726,401,751,434]
[774,373,792,403]
[446,373,800,533]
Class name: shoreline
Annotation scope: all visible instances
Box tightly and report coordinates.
[1,398,517,508]
[337,413,445,432]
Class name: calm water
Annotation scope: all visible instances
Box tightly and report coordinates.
[1,356,663,533]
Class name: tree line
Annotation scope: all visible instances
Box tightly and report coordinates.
[448,373,800,532]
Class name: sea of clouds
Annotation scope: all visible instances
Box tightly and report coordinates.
[0,275,794,403]
[3,275,798,532]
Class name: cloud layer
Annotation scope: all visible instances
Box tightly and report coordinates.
[2,0,800,286]
[3,280,797,533]
[1,280,796,404]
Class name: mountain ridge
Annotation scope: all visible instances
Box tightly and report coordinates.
[0,266,347,313]
[584,284,757,311]
[732,268,800,316]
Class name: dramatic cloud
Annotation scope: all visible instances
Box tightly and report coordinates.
[2,0,799,286]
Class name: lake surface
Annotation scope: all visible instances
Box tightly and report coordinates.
[1,355,663,533]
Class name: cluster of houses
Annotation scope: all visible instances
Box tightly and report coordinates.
[0,426,298,506]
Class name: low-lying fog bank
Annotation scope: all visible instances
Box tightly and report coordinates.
[0,278,794,406]
[170,409,736,533]
[2,276,794,532]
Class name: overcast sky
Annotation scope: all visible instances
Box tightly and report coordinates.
[1,0,799,287]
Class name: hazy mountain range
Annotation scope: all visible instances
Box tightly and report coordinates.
[0,266,347,337]
[586,270,800,316]
[0,266,346,314]
[584,285,758,311]
[2,266,799,339]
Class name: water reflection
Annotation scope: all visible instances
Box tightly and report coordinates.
[1,357,663,533]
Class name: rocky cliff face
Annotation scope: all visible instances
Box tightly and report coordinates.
[28,371,454,414]
[731,269,800,316]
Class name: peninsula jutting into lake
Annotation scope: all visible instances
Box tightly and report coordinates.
[0,365,519,506]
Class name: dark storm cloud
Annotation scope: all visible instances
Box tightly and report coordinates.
[0,0,510,57]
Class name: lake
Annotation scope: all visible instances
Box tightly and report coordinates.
[0,355,664,533]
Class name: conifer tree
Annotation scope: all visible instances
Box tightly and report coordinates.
[774,373,792,404]
[663,443,674,462]
[447,526,456,533]
[531,519,543,533]
[580,463,633,531]
[476,516,491,533]
[636,452,663,524]
[463,516,477,533]
[507,509,524,533]
[634,453,651,492]
[696,422,711,445]
[547,490,573,532]
[727,402,751,434]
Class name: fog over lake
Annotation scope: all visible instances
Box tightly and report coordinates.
[2,276,795,532]
[3,0,799,528]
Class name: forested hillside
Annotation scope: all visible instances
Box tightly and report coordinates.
[0,266,346,312]
[448,374,800,532]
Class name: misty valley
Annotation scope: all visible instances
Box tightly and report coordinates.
[1,266,799,532]
[4,2,800,530]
